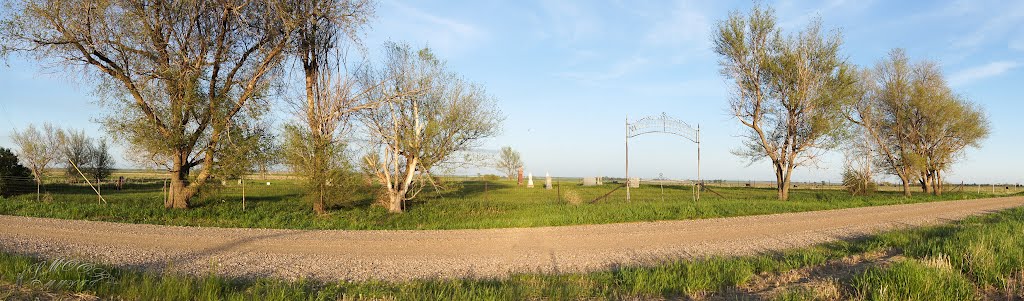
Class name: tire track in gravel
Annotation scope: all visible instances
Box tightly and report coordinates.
[1,196,1021,282]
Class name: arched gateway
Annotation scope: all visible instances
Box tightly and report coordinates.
[625,112,701,201]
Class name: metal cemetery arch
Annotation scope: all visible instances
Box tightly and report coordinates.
[625,112,701,201]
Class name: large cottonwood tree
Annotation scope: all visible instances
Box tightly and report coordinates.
[848,49,989,196]
[1,0,298,208]
[713,5,855,200]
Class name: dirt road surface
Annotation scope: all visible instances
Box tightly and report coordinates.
[1,196,1021,282]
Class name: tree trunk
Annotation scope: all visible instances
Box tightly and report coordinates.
[386,191,403,213]
[313,189,326,215]
[920,176,932,194]
[933,171,942,196]
[781,165,794,201]
[900,177,912,197]
[773,161,790,201]
[166,172,191,209]
[165,153,194,209]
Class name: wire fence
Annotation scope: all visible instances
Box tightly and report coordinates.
[2,173,1021,206]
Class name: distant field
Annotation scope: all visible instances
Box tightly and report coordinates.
[0,171,1007,230]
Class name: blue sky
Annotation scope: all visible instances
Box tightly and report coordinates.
[1,0,1022,184]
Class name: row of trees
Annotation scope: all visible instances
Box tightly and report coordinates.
[1,0,502,213]
[713,5,990,200]
[7,124,114,199]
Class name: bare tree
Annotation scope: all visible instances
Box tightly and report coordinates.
[1,0,300,208]
[9,123,59,201]
[713,5,855,200]
[360,42,502,213]
[56,128,93,182]
[496,146,523,180]
[87,138,114,182]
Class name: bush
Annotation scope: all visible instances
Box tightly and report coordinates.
[0,147,33,197]
[842,168,876,196]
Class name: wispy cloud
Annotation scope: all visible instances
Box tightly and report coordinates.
[952,1,1024,50]
[948,61,1021,86]
[778,0,876,30]
[557,56,651,84]
[643,0,710,49]
[1011,34,1024,51]
[534,1,601,45]
[382,1,488,55]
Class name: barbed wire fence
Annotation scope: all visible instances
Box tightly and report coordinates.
[1,173,1021,208]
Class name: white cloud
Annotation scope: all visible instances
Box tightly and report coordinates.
[952,2,1024,50]
[381,1,488,55]
[1011,34,1024,51]
[534,1,601,45]
[643,0,710,49]
[948,61,1021,86]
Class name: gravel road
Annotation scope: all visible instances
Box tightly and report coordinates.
[1,196,1021,282]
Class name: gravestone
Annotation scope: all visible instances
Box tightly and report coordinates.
[544,172,552,189]
[527,172,534,188]
[628,177,640,188]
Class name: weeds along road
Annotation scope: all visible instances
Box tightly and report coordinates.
[1,196,1022,282]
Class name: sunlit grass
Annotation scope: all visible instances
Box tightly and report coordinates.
[0,178,994,230]
[3,205,1023,300]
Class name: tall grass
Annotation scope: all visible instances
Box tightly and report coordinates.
[0,179,991,230]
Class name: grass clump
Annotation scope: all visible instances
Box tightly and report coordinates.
[852,259,975,301]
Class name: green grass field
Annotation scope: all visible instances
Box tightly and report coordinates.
[3,204,1022,300]
[0,176,998,230]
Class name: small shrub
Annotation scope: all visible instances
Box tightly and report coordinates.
[562,189,582,205]
[842,168,876,196]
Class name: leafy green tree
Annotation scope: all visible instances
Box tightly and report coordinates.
[1,0,299,208]
[906,63,989,195]
[496,146,523,180]
[360,43,502,213]
[848,49,989,196]
[0,147,33,198]
[713,5,855,200]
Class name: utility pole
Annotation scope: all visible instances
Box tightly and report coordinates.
[625,115,630,202]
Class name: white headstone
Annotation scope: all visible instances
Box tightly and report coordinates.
[545,172,552,189]
[527,172,534,188]
[628,177,640,188]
